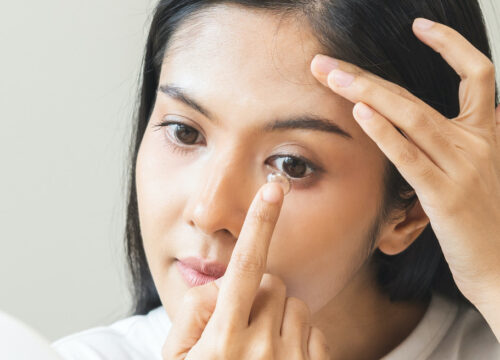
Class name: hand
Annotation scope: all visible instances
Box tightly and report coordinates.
[310,17,500,338]
[162,182,330,360]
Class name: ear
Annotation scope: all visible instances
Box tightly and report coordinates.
[376,198,430,255]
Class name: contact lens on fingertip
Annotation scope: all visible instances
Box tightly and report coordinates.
[266,171,291,195]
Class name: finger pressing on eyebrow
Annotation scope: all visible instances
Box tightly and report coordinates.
[310,54,428,107]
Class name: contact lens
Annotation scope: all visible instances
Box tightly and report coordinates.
[266,171,291,195]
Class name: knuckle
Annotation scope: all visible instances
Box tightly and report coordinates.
[356,78,375,98]
[417,165,435,182]
[470,59,495,80]
[405,106,428,131]
[261,273,287,293]
[286,296,311,320]
[232,251,266,274]
[395,85,414,102]
[430,129,446,147]
[397,144,420,165]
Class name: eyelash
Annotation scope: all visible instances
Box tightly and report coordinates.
[153,119,322,181]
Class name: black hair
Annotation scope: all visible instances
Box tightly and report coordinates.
[124,0,499,315]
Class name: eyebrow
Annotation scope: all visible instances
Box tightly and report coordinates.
[158,84,353,140]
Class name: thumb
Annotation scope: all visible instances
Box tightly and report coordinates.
[162,280,220,359]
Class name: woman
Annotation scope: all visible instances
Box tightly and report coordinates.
[52,0,500,359]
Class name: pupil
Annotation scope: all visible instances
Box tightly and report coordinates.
[176,125,198,144]
[283,157,306,178]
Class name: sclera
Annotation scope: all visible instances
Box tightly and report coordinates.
[266,171,291,195]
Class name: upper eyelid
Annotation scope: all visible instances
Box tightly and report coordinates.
[154,117,205,136]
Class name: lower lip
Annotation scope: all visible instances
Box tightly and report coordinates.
[176,260,218,287]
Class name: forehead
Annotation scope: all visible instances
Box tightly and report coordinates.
[159,4,347,116]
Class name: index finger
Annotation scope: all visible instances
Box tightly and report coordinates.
[212,182,284,329]
[412,18,496,125]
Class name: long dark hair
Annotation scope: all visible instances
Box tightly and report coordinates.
[124,0,499,315]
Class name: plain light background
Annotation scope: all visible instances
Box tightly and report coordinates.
[1,0,499,342]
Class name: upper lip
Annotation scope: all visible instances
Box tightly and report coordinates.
[178,257,227,278]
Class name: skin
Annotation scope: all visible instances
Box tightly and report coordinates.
[135,4,500,359]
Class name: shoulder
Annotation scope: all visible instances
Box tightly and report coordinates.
[383,294,499,360]
[51,306,171,360]
[430,299,500,359]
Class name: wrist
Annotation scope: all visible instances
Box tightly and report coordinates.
[472,284,500,342]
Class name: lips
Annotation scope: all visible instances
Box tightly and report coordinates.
[178,257,227,277]
[176,257,227,287]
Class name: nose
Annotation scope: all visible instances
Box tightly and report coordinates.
[182,152,255,239]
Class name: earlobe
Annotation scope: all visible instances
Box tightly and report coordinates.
[376,199,430,256]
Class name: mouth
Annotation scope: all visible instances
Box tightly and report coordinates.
[175,257,227,287]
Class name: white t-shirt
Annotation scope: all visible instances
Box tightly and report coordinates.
[51,293,499,359]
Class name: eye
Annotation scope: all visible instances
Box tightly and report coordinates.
[153,119,204,149]
[266,155,317,179]
[169,122,202,145]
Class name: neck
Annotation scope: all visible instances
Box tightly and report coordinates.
[311,261,430,360]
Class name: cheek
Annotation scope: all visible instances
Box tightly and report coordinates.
[135,129,185,271]
[266,151,383,313]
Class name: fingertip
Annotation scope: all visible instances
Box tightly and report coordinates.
[413,17,435,32]
[311,54,339,87]
[310,54,319,75]
[310,54,326,72]
[261,182,283,203]
[326,70,337,88]
[353,102,374,121]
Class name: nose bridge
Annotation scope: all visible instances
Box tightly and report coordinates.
[183,148,254,238]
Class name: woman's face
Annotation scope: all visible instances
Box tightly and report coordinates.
[136,5,388,320]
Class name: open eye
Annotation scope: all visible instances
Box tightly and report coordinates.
[266,155,316,179]
[166,122,203,145]
[153,120,205,154]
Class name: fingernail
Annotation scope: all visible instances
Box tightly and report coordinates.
[313,54,339,75]
[414,18,434,30]
[355,103,373,120]
[261,183,282,203]
[329,69,354,87]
